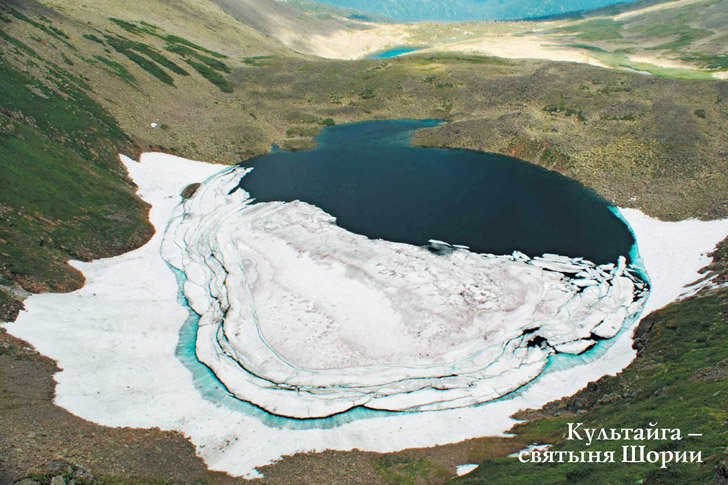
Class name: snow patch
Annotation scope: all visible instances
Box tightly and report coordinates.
[3,153,727,477]
[456,463,479,476]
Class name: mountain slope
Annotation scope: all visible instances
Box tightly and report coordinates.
[0,0,300,321]
[0,7,151,320]
[211,0,365,37]
[209,0,405,57]
[277,0,393,22]
[544,0,728,75]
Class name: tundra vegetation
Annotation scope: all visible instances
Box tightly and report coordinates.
[0,0,727,483]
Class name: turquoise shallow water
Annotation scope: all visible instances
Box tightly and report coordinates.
[365,46,423,59]
[308,0,639,22]
[170,119,648,428]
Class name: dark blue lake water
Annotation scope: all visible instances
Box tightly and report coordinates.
[238,120,634,265]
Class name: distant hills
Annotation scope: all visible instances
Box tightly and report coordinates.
[297,0,641,21]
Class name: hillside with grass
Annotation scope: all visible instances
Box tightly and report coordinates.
[0,8,152,321]
[542,0,728,77]
[0,0,295,322]
[1,0,727,482]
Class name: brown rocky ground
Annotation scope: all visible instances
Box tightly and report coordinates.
[0,328,239,484]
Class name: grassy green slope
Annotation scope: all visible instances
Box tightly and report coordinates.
[0,0,297,320]
[0,36,153,321]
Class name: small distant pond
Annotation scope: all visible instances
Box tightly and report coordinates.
[365,46,423,59]
[237,119,634,265]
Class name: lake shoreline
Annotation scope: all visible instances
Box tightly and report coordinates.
[4,151,727,477]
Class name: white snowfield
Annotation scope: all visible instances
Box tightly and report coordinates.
[161,165,646,419]
[4,152,728,478]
